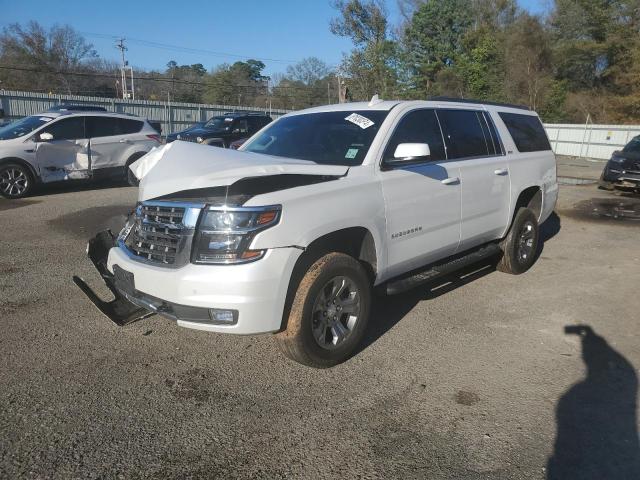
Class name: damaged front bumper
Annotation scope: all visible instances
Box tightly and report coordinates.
[73,231,224,326]
[72,231,156,326]
[74,230,227,326]
[73,230,303,334]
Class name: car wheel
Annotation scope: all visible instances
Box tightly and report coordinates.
[124,153,146,187]
[275,252,371,368]
[496,207,539,275]
[0,163,34,199]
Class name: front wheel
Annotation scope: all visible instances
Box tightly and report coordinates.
[0,163,34,199]
[496,207,539,275]
[275,252,372,368]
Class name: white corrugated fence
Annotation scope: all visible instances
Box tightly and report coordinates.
[544,123,640,160]
[0,89,290,135]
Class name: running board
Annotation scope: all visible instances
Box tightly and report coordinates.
[386,243,502,295]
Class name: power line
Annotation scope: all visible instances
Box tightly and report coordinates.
[81,31,300,64]
[0,64,333,94]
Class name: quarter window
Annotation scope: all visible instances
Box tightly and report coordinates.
[119,118,143,134]
[383,109,446,162]
[437,109,489,159]
[498,112,551,152]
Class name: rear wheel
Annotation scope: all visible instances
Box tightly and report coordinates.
[0,163,34,199]
[275,252,371,368]
[496,207,539,275]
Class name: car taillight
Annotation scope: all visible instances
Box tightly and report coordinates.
[147,134,160,143]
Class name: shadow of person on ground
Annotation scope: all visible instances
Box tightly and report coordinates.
[547,325,640,479]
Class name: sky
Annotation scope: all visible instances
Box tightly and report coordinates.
[1,0,550,77]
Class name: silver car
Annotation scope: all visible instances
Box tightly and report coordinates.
[0,111,161,198]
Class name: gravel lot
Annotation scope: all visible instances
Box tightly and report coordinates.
[1,178,639,479]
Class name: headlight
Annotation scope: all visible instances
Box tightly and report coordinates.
[192,206,281,264]
[609,155,625,163]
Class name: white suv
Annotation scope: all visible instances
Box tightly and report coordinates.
[75,97,558,368]
[0,111,160,198]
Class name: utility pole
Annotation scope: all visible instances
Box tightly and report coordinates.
[116,38,135,100]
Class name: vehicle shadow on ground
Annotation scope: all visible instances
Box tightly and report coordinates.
[547,326,640,479]
[358,212,562,354]
[29,178,131,198]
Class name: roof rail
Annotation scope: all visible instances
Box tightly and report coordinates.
[428,96,530,111]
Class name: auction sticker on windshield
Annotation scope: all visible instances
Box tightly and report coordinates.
[345,148,359,159]
[345,113,374,129]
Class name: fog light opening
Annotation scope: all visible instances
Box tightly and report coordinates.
[208,308,237,324]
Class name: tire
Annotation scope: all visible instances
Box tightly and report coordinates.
[127,167,139,187]
[0,162,34,199]
[124,153,146,187]
[496,207,539,275]
[275,252,372,368]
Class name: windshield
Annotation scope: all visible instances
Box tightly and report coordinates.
[242,110,389,166]
[0,115,54,140]
[204,116,233,131]
[623,136,640,153]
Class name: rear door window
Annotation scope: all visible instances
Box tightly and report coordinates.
[498,112,551,152]
[383,109,446,162]
[234,119,249,134]
[437,109,489,159]
[40,116,86,141]
[87,117,143,137]
[87,117,120,137]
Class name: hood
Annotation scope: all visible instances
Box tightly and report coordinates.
[178,126,225,138]
[131,141,349,201]
[613,149,640,163]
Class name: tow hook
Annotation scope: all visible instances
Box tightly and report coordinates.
[72,230,154,326]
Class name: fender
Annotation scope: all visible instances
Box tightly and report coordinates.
[0,157,39,183]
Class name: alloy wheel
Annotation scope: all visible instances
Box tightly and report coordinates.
[0,167,29,197]
[517,221,535,264]
[311,275,361,350]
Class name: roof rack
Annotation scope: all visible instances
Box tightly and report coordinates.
[428,96,530,111]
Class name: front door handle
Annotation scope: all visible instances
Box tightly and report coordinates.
[441,177,460,185]
[119,138,131,144]
[494,168,509,176]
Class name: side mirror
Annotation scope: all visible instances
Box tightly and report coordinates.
[390,143,431,163]
[39,132,54,142]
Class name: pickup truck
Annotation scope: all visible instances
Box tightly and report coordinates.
[74,97,558,368]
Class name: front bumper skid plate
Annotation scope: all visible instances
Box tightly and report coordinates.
[72,230,155,326]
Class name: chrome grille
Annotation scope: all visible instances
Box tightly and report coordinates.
[121,202,204,267]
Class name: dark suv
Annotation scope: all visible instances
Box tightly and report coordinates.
[601,135,640,191]
[166,112,272,147]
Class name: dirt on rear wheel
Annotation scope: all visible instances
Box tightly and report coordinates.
[497,207,539,275]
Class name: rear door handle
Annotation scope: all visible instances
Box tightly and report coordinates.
[494,168,509,176]
[441,177,460,185]
[119,138,131,143]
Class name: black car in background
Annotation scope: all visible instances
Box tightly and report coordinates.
[601,135,640,191]
[165,112,272,147]
[165,121,205,141]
